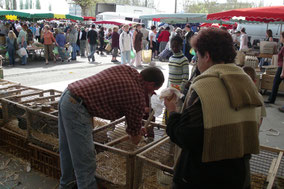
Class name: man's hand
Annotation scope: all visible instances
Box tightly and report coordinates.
[130,134,142,145]
[144,107,150,113]
[164,94,177,114]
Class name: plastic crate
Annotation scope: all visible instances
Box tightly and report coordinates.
[134,137,174,189]
[0,127,30,160]
[93,117,167,189]
[29,143,61,180]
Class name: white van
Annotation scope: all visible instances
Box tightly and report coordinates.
[96,12,141,23]
[237,23,282,44]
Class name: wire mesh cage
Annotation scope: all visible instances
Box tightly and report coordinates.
[93,117,167,189]
[134,137,174,189]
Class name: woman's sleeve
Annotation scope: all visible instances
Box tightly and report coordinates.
[166,94,203,153]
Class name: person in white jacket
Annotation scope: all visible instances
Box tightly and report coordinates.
[119,25,133,65]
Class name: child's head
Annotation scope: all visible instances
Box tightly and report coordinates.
[243,66,256,83]
[123,25,129,32]
[171,35,183,53]
[113,27,118,32]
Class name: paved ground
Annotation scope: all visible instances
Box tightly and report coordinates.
[0,54,284,188]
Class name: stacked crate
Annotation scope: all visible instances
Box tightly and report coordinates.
[93,117,168,189]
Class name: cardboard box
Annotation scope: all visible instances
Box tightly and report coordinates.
[260,41,277,54]
[261,74,284,92]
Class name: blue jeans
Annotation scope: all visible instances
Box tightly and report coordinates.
[268,66,284,103]
[19,42,27,65]
[71,43,77,60]
[88,44,96,61]
[8,47,15,65]
[58,47,66,60]
[121,51,130,64]
[58,90,97,189]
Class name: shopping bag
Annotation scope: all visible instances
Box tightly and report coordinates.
[130,50,135,59]
[53,46,59,55]
[17,48,27,57]
[142,50,152,63]
[5,52,9,59]
[105,43,112,52]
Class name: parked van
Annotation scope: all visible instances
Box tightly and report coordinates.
[96,12,141,23]
[237,23,282,44]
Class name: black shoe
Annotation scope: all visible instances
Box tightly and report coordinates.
[111,60,115,62]
[88,57,91,62]
[264,100,274,104]
[279,107,284,113]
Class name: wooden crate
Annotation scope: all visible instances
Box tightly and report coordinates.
[135,139,284,189]
[0,79,19,88]
[93,117,167,189]
[134,137,174,189]
[261,74,284,92]
[28,143,61,180]
[0,127,30,160]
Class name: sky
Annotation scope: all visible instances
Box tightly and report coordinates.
[21,0,284,14]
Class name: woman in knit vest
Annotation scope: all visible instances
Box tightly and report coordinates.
[165,28,263,189]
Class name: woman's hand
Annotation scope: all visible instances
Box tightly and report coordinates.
[281,72,284,79]
[164,94,177,114]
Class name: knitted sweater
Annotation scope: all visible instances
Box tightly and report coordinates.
[168,51,189,92]
[191,63,262,163]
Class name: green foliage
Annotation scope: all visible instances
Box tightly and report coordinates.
[183,0,258,14]
[35,0,40,9]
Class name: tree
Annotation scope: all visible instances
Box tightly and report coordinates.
[72,0,97,16]
[29,0,32,9]
[183,0,258,14]
[12,0,16,9]
[24,0,29,9]
[35,0,40,9]
[20,0,23,9]
[48,3,51,11]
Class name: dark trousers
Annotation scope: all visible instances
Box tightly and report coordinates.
[8,48,15,65]
[268,66,284,103]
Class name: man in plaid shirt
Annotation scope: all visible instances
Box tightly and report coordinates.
[58,65,164,189]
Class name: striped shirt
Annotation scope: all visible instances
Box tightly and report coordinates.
[168,51,189,92]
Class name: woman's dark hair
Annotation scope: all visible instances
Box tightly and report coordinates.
[185,24,190,29]
[282,31,284,38]
[266,29,273,38]
[171,35,183,47]
[151,25,156,30]
[100,27,104,31]
[166,26,170,30]
[241,27,246,33]
[140,67,165,88]
[191,28,236,64]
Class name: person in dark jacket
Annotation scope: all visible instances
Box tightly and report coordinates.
[87,25,98,62]
[80,27,87,57]
[111,27,119,63]
[183,24,194,62]
[98,27,105,55]
[165,28,262,189]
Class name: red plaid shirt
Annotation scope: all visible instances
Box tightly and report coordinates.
[68,65,147,136]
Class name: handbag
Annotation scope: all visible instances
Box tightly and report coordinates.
[105,43,112,52]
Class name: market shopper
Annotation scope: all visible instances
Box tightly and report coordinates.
[79,27,87,58]
[184,24,194,62]
[98,27,105,55]
[149,25,157,59]
[58,65,164,189]
[69,25,78,61]
[165,28,263,189]
[265,31,284,109]
[133,24,143,68]
[87,24,98,62]
[119,24,132,65]
[56,29,68,62]
[43,25,57,65]
[111,27,119,63]
[141,24,149,50]
[6,30,17,66]
[17,25,28,65]
[158,26,170,53]
[240,27,249,51]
